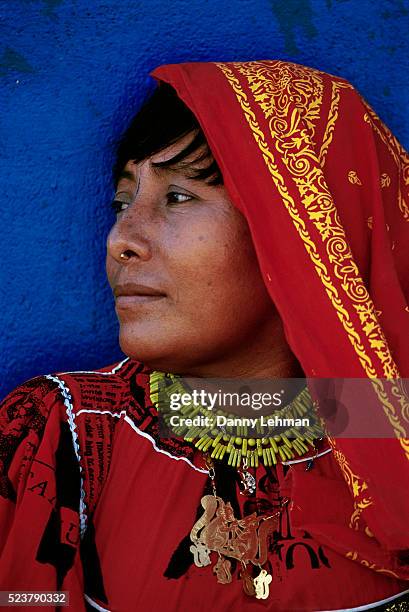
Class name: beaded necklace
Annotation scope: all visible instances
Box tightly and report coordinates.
[149,370,326,599]
[149,370,323,469]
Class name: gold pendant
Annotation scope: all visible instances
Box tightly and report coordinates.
[254,568,273,599]
[190,494,276,565]
[213,555,232,584]
[189,541,211,567]
[240,563,256,597]
[189,454,283,599]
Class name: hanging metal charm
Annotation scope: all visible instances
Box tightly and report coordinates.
[254,568,273,599]
[237,457,256,496]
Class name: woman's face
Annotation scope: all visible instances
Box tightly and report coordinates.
[106,132,280,376]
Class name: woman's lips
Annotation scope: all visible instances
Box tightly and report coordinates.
[114,282,166,308]
[115,294,165,308]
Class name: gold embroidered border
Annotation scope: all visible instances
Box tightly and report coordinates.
[319,80,353,167]
[215,62,408,450]
[363,99,409,222]
[345,550,400,579]
[329,437,408,557]
[332,445,373,531]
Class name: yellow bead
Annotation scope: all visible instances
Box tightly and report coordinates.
[196,436,210,450]
[227,449,234,466]
[282,445,294,459]
[269,438,279,453]
[212,432,223,448]
[295,403,304,416]
[248,439,256,447]
[294,439,308,453]
[262,448,268,467]
[236,450,242,468]
[281,434,292,448]
[214,444,225,459]
[292,443,304,456]
[278,446,287,462]
[203,438,214,452]
[211,443,222,459]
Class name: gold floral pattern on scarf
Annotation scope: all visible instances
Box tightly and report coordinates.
[345,550,400,579]
[363,104,409,221]
[348,170,363,185]
[215,62,408,454]
[381,173,391,188]
[331,446,373,531]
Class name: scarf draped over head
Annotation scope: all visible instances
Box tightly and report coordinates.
[151,60,409,565]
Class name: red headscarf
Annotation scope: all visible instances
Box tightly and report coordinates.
[151,60,409,554]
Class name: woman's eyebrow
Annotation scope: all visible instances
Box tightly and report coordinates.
[149,161,212,184]
[116,169,141,196]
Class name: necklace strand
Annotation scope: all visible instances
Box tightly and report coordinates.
[149,371,324,468]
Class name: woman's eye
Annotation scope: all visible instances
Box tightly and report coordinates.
[110,192,193,214]
[166,191,193,205]
[111,199,129,214]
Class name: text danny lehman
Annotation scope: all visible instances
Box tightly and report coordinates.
[167,414,310,429]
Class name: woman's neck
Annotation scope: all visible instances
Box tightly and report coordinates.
[177,315,303,380]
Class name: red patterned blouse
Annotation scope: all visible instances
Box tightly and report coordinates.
[0,358,408,611]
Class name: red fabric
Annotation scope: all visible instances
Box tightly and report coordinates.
[0,359,408,612]
[1,60,409,611]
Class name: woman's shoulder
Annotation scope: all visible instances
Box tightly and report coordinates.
[0,357,149,437]
[0,357,149,509]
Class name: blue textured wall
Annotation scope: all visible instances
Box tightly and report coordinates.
[1,0,408,398]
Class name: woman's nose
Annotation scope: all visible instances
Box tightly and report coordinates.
[106,210,152,263]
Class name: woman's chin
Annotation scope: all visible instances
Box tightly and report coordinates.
[118,331,176,370]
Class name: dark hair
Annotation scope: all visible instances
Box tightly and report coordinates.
[114,82,223,187]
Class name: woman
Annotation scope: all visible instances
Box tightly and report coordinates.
[0,59,408,611]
